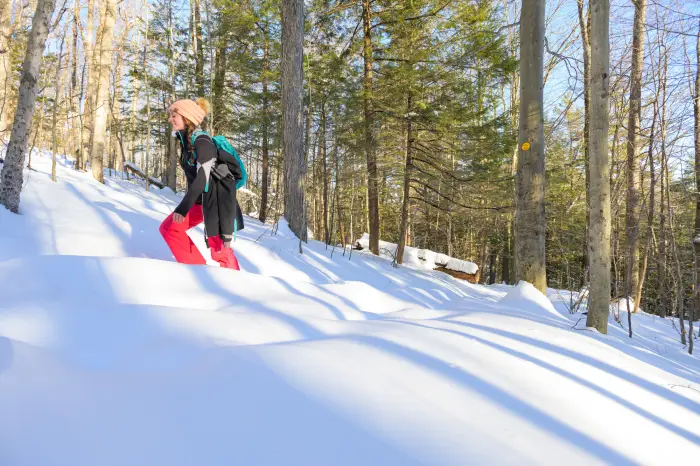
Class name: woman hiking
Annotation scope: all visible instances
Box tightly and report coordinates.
[159,97,242,270]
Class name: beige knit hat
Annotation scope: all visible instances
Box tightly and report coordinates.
[168,99,207,126]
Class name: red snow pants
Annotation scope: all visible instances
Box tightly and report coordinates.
[159,204,240,270]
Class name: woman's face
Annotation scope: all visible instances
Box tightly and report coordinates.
[168,110,186,131]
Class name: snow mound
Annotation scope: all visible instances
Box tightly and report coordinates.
[434,253,451,266]
[417,249,437,268]
[445,258,478,274]
[499,281,564,319]
[356,234,477,273]
[354,233,424,268]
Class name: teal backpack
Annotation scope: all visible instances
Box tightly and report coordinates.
[191,130,247,190]
[191,130,247,239]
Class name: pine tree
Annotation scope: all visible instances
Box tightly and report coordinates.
[281,0,306,240]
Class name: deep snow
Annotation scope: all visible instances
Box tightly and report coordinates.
[1,150,699,465]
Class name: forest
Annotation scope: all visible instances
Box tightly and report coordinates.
[1,0,699,343]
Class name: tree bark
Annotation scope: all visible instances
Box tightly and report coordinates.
[577,0,591,285]
[144,7,151,192]
[281,0,306,240]
[0,0,56,212]
[166,0,177,190]
[129,70,140,164]
[84,0,97,167]
[502,220,512,284]
[362,0,379,255]
[260,20,270,223]
[68,0,79,165]
[90,0,117,183]
[193,0,204,96]
[634,102,656,314]
[586,0,611,334]
[691,21,700,355]
[0,0,12,136]
[212,32,227,134]
[659,48,669,318]
[334,139,345,247]
[625,0,646,302]
[321,103,329,244]
[515,0,547,293]
[52,35,67,182]
[396,93,412,265]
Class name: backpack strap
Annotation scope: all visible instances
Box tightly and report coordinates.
[190,129,214,193]
[190,129,208,149]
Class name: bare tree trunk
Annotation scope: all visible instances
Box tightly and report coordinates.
[52,34,67,182]
[515,0,547,293]
[144,7,151,192]
[396,93,412,265]
[110,24,130,175]
[502,219,512,283]
[83,0,96,167]
[129,85,140,165]
[321,103,329,244]
[281,0,306,241]
[0,0,56,212]
[362,0,379,255]
[335,140,345,247]
[212,31,227,134]
[90,0,117,183]
[625,0,646,302]
[658,48,669,318]
[259,20,270,223]
[68,0,79,165]
[192,0,204,96]
[27,67,48,170]
[577,0,591,284]
[165,0,177,190]
[634,102,656,314]
[586,0,611,334]
[0,0,12,137]
[691,21,700,355]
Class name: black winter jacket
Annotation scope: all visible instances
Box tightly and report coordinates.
[174,130,245,243]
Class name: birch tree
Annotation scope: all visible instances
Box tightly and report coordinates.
[0,0,57,212]
[90,0,117,183]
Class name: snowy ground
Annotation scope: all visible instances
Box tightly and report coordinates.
[1,151,699,465]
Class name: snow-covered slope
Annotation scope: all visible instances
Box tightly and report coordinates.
[1,152,699,465]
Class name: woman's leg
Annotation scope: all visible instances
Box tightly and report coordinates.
[159,205,206,265]
[208,236,241,270]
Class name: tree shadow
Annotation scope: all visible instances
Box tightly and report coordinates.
[341,334,639,465]
[0,336,13,376]
[448,321,700,414]
[392,319,700,447]
[192,266,327,340]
